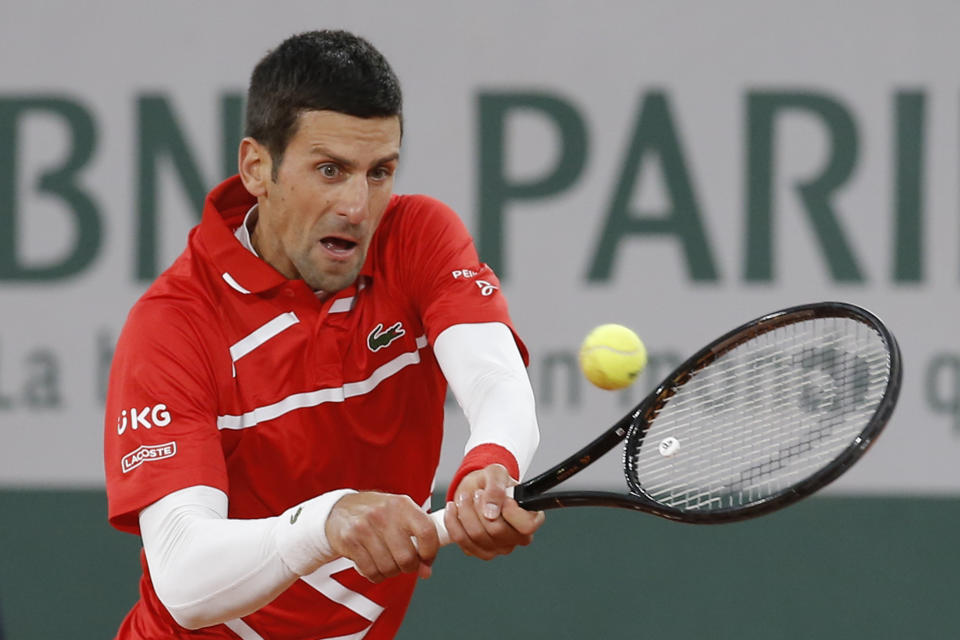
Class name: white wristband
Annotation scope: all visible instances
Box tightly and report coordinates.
[274,489,357,576]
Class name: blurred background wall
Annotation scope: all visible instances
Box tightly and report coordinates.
[1,1,958,637]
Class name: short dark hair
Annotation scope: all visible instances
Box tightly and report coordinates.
[245,30,403,177]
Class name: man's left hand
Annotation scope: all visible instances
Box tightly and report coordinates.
[443,464,545,560]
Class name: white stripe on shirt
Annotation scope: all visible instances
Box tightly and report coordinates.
[301,558,384,622]
[217,335,428,430]
[229,312,300,363]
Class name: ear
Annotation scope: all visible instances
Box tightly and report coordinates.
[238,137,272,198]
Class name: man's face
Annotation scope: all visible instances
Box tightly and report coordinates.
[250,110,401,293]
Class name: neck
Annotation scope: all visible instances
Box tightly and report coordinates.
[249,216,299,281]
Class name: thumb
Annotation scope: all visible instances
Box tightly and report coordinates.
[477,465,514,520]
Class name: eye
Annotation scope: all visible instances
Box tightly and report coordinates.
[317,163,341,179]
[369,166,394,181]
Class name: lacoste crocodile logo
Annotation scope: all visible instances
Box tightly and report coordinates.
[367,322,406,352]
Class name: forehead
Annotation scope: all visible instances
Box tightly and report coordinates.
[287,110,401,159]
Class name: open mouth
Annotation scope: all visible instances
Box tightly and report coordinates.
[320,236,358,256]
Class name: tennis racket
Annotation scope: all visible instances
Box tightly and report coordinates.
[429,301,901,540]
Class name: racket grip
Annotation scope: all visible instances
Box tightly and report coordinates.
[429,508,451,546]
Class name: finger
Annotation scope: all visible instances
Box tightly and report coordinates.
[444,500,480,556]
[471,494,530,547]
[442,501,465,544]
[448,498,497,560]
[466,489,501,544]
[383,535,424,575]
[501,499,546,538]
[368,539,404,582]
[375,504,440,577]
[477,466,512,521]
[474,488,523,535]
[407,512,441,565]
[347,541,386,583]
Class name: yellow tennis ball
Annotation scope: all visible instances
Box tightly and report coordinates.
[579,324,647,390]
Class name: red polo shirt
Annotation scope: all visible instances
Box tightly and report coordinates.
[104,176,526,639]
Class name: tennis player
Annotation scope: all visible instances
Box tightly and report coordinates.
[103,30,543,639]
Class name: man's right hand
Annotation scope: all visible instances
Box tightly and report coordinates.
[325,492,440,583]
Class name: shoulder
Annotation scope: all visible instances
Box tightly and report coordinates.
[118,254,226,363]
[378,194,472,247]
[390,193,457,215]
[134,231,227,326]
[370,194,475,280]
[386,193,464,226]
[135,270,214,328]
[111,291,228,403]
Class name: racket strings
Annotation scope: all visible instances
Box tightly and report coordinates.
[629,316,892,512]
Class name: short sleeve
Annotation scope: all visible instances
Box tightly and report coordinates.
[393,195,529,363]
[104,298,229,534]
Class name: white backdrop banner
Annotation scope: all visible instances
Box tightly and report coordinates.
[1,1,957,493]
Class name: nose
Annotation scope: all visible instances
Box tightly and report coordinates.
[336,174,369,225]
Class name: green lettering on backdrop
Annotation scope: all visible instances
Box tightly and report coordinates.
[0,97,100,280]
[221,95,245,185]
[588,92,718,282]
[926,353,960,433]
[893,91,925,282]
[96,330,114,404]
[745,92,863,282]
[23,349,61,408]
[477,92,587,278]
[0,343,13,408]
[538,351,581,408]
[136,93,244,280]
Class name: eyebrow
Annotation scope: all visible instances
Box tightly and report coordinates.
[309,147,400,169]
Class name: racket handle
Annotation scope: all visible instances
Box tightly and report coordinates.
[429,508,451,546]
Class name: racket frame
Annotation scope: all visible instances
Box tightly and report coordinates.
[513,301,903,523]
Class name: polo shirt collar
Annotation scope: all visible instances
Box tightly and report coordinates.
[199,175,379,295]
[198,176,286,294]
